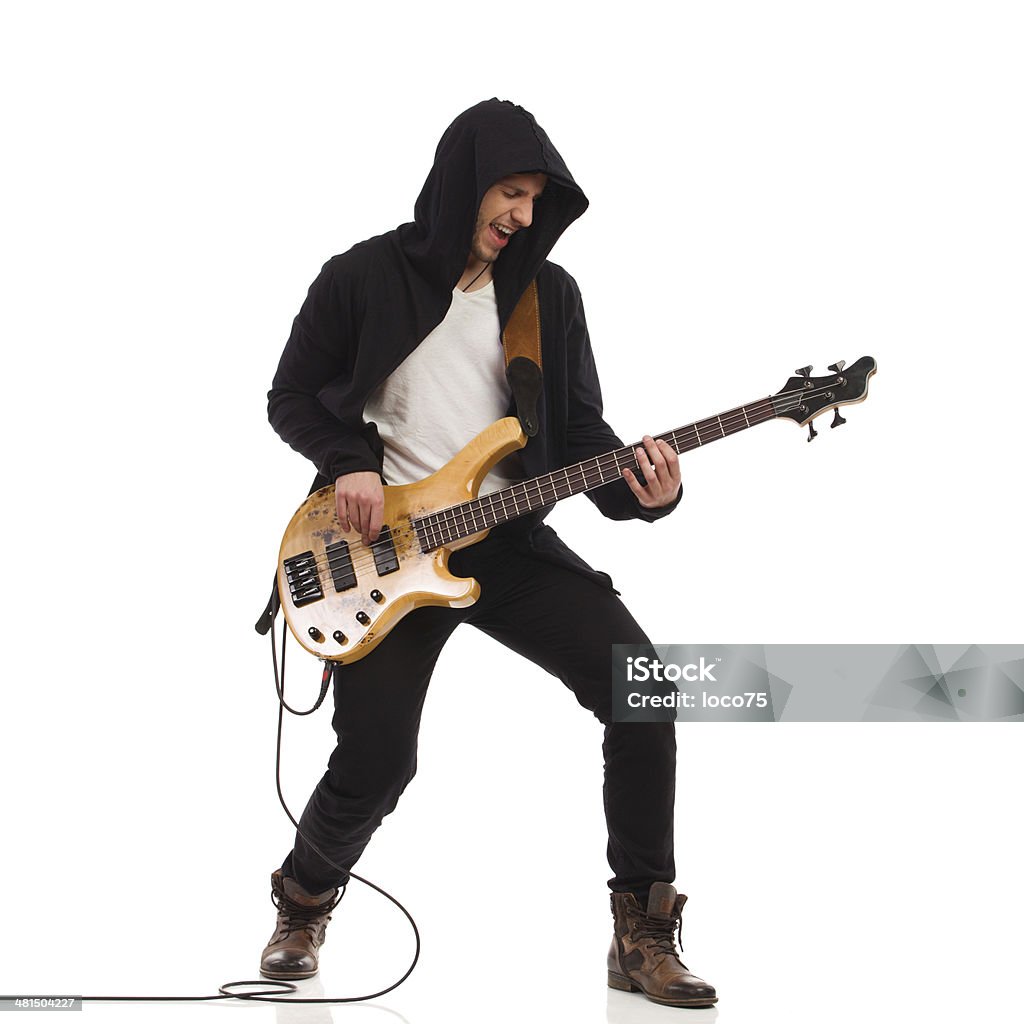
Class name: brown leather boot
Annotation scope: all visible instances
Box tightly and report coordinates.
[608,882,717,1008]
[259,870,342,980]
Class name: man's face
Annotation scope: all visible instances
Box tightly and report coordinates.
[468,172,548,266]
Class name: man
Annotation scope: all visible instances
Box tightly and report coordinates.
[261,98,716,1009]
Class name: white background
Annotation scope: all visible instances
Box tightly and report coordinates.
[1,2,1021,1023]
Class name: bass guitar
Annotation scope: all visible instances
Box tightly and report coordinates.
[278,357,877,663]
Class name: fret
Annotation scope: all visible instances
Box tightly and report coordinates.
[534,480,547,511]
[526,479,540,510]
[481,496,493,530]
[452,507,467,539]
[435,511,450,544]
[524,480,538,513]
[487,496,500,529]
[438,505,454,540]
[525,479,541,511]
[532,477,548,509]
[520,482,532,514]
[488,496,503,529]
[701,417,724,441]
[516,479,532,512]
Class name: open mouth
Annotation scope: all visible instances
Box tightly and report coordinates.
[489,223,513,247]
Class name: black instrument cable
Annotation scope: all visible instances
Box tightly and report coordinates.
[13,614,421,1007]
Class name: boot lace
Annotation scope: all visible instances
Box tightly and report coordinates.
[632,910,685,964]
[270,880,342,940]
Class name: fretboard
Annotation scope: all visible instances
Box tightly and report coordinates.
[411,391,798,552]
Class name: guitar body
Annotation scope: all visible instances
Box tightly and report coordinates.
[278,417,527,664]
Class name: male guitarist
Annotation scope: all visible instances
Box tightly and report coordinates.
[261,98,717,1008]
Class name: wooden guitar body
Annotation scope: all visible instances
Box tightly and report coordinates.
[278,417,527,663]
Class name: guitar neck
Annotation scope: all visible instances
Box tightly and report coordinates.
[413,391,794,551]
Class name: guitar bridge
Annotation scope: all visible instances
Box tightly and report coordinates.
[283,551,323,607]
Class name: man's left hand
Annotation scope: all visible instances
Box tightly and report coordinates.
[622,435,682,509]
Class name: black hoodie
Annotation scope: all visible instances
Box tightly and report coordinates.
[268,99,679,583]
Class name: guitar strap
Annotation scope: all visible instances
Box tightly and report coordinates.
[502,278,543,437]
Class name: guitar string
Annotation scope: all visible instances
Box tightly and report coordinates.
[413,409,783,553]
[289,400,780,579]
[286,383,837,582]
[294,415,796,590]
[285,385,827,585]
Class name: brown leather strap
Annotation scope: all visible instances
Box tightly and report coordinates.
[502,279,542,370]
[502,280,543,437]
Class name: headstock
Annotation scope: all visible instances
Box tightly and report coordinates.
[772,356,877,441]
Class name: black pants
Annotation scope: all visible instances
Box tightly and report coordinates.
[280,526,676,895]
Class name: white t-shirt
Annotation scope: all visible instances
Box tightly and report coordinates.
[362,280,522,494]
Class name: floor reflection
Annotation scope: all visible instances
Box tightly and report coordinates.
[271,975,412,1024]
[607,987,719,1024]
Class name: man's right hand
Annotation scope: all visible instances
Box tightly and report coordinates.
[335,471,384,547]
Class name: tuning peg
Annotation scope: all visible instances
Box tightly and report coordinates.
[807,419,818,442]
[831,408,847,428]
[828,360,846,373]
[796,365,813,379]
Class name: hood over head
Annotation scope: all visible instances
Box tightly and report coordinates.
[398,98,589,322]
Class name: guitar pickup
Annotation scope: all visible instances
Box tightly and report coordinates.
[372,525,400,576]
[325,539,357,592]
[283,551,323,607]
